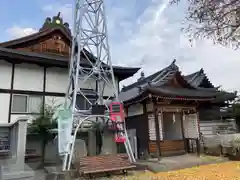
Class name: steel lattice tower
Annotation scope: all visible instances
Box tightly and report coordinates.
[63,0,136,171]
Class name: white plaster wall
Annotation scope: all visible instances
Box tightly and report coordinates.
[10,96,66,123]
[99,77,119,97]
[183,113,199,138]
[46,67,118,96]
[148,113,163,141]
[10,114,38,124]
[0,94,10,123]
[146,103,153,112]
[127,103,143,117]
[77,76,119,97]
[14,63,44,91]
[200,120,237,136]
[0,61,12,89]
[45,96,65,107]
[46,67,68,93]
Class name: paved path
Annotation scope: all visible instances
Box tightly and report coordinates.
[135,154,228,173]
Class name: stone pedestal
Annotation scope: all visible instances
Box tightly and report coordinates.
[8,118,28,168]
[45,166,76,180]
[72,139,87,163]
[88,131,96,156]
[0,118,34,180]
[101,130,117,155]
[3,170,34,180]
[0,164,34,180]
[15,120,27,169]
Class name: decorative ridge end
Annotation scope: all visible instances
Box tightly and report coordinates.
[199,68,204,74]
[169,59,179,71]
[172,59,176,64]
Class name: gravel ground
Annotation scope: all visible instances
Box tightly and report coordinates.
[27,155,234,180]
[82,162,240,180]
[32,162,240,180]
[153,161,240,180]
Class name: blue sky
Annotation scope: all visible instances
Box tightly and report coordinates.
[1,0,240,92]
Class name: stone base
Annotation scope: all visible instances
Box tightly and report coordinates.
[3,171,34,180]
[1,163,35,180]
[44,166,77,180]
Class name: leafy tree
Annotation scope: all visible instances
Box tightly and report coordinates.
[28,104,58,165]
[171,0,240,48]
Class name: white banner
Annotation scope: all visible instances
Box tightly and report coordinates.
[54,106,73,155]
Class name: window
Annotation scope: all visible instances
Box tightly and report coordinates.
[12,95,43,113]
[76,95,95,110]
[28,96,43,113]
[41,43,47,52]
[12,95,28,113]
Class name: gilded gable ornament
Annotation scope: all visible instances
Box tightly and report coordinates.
[39,12,71,35]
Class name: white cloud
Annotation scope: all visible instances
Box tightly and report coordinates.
[14,1,240,92]
[6,26,37,39]
[106,1,240,93]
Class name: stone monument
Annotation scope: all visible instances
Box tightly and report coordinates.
[0,117,35,180]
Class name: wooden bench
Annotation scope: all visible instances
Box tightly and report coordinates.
[75,153,135,177]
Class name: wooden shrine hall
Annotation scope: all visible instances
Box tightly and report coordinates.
[119,60,229,158]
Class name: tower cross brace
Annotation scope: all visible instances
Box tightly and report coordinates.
[61,0,136,171]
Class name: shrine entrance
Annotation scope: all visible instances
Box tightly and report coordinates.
[162,112,183,141]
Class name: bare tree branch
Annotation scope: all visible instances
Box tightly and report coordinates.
[171,0,240,48]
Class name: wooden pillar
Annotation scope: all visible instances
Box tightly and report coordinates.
[153,102,161,160]
[180,111,187,153]
[142,101,149,159]
[196,110,201,156]
[196,111,201,138]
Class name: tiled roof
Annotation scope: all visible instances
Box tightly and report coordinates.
[121,59,179,92]
[0,27,71,48]
[184,68,215,88]
[119,60,217,103]
[0,47,140,81]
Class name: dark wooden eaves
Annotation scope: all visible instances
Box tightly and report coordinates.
[0,27,71,48]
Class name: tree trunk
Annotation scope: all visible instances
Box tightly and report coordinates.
[41,139,47,165]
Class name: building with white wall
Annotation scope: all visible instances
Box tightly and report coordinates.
[0,13,139,124]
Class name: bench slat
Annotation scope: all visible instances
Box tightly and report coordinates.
[75,154,135,175]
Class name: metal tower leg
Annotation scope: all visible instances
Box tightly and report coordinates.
[62,0,135,171]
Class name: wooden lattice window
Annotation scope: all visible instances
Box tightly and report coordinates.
[41,43,47,52]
